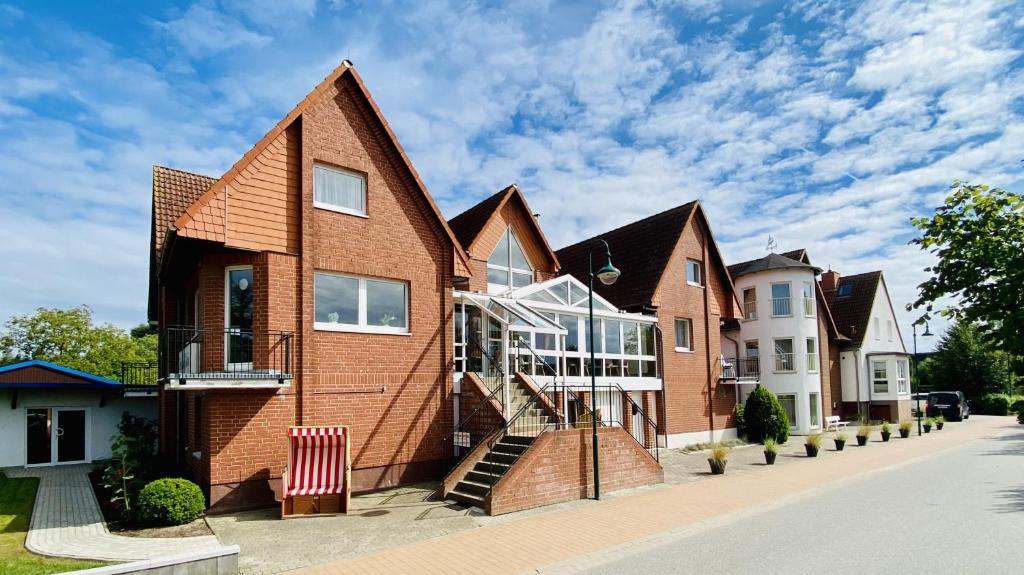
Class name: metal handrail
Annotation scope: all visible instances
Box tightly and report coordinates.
[161,326,293,384]
[444,332,508,470]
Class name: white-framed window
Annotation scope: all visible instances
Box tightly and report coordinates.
[314,272,408,334]
[771,282,792,317]
[887,320,894,342]
[674,318,692,352]
[778,394,797,428]
[773,338,795,372]
[872,360,888,394]
[487,228,533,293]
[686,259,703,286]
[809,392,820,428]
[806,337,818,373]
[874,317,880,340]
[803,282,815,316]
[314,164,367,216]
[744,340,759,357]
[742,287,757,320]
[897,359,908,393]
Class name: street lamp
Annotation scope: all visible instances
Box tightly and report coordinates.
[588,239,620,501]
[912,321,933,436]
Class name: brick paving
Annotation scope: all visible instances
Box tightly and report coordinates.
[2,464,224,562]
[290,416,1016,575]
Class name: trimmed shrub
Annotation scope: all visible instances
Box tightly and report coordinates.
[1018,409,1024,425]
[734,404,746,438]
[744,385,789,444]
[973,394,1011,416]
[135,478,205,526]
[1010,398,1024,416]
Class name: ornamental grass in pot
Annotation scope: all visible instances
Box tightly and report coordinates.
[834,431,847,451]
[898,420,912,438]
[856,424,872,446]
[880,421,892,442]
[924,417,934,433]
[935,415,945,430]
[804,433,822,457]
[763,438,779,465]
[708,443,729,475]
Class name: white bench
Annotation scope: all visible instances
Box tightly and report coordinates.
[825,415,850,431]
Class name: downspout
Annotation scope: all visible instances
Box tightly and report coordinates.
[654,323,668,447]
[702,236,714,436]
[853,350,861,420]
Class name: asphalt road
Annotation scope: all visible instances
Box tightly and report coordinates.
[581,425,1024,575]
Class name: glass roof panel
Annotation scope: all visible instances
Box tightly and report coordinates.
[523,290,562,305]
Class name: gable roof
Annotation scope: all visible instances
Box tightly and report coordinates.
[165,59,469,270]
[821,270,883,347]
[727,252,822,279]
[447,184,560,269]
[152,166,216,265]
[0,360,122,390]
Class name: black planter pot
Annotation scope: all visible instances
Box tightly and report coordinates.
[881,431,891,442]
[805,444,819,457]
[936,422,944,430]
[708,459,727,475]
[899,429,910,439]
[924,424,932,433]
[834,439,846,451]
[764,451,777,465]
[856,435,868,446]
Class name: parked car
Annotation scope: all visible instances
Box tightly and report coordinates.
[911,393,929,416]
[926,391,970,421]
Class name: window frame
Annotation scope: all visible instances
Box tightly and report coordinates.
[674,318,693,352]
[685,259,703,287]
[773,337,795,372]
[897,359,908,394]
[314,271,410,335]
[874,317,880,340]
[777,393,797,429]
[487,227,534,293]
[809,392,820,428]
[803,282,815,317]
[313,163,369,218]
[806,337,818,373]
[770,282,793,317]
[742,287,757,321]
[872,360,888,394]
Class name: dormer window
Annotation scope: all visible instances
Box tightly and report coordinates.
[487,228,533,293]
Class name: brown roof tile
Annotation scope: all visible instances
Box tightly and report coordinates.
[821,270,882,347]
[152,165,217,263]
[448,185,512,253]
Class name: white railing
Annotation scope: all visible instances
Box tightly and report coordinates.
[773,353,795,372]
[743,300,757,320]
[803,296,815,317]
[771,297,792,317]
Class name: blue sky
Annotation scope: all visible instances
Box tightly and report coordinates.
[0,0,1022,350]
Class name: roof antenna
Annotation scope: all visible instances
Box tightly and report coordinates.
[766,235,778,253]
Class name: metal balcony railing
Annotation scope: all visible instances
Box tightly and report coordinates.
[743,300,757,320]
[771,297,793,317]
[721,356,760,381]
[161,326,293,384]
[773,352,795,372]
[120,361,159,393]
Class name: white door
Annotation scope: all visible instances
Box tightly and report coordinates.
[631,392,645,445]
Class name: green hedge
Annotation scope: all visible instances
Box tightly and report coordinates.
[744,385,789,444]
[971,394,1023,416]
[135,478,205,526]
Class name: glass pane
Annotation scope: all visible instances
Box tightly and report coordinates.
[641,360,657,378]
[774,339,793,354]
[560,315,579,352]
[524,290,561,304]
[26,408,51,465]
[779,395,796,427]
[508,230,532,270]
[489,230,510,267]
[585,318,602,353]
[536,332,556,351]
[625,359,640,377]
[454,305,464,343]
[550,281,569,304]
[604,320,621,354]
[675,320,690,349]
[314,165,365,213]
[605,359,622,377]
[228,268,253,330]
[640,324,655,356]
[569,283,589,305]
[809,393,820,427]
[315,274,358,324]
[366,280,407,328]
[565,357,582,377]
[772,283,791,298]
[687,260,701,284]
[623,321,638,355]
[745,341,759,356]
[743,288,756,303]
[487,267,509,287]
[512,272,533,288]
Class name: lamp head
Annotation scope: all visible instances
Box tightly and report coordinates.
[596,259,620,285]
[922,322,933,337]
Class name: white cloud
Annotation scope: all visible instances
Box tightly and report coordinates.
[156,3,272,57]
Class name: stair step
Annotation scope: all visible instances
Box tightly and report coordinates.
[493,442,529,455]
[474,460,511,475]
[485,451,519,465]
[448,490,484,508]
[504,435,535,446]
[466,470,502,484]
[455,479,491,496]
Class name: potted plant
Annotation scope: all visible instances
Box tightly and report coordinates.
[898,420,912,438]
[834,431,847,451]
[763,438,778,465]
[856,424,872,446]
[924,417,934,433]
[804,433,822,457]
[708,443,729,475]
[880,421,892,442]
[935,415,945,430]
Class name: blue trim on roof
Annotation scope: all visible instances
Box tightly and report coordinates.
[0,359,123,388]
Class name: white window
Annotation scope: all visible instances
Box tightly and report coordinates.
[897,360,908,393]
[742,288,757,320]
[771,283,792,316]
[874,317,880,340]
[314,272,408,334]
[873,360,888,394]
[674,318,692,352]
[778,394,797,428]
[809,392,820,428]
[487,228,533,293]
[803,282,815,316]
[773,338,794,372]
[887,320,894,342]
[314,164,367,216]
[806,337,818,373]
[686,259,703,286]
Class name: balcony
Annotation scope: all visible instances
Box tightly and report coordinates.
[120,361,159,395]
[721,356,760,382]
[161,327,293,390]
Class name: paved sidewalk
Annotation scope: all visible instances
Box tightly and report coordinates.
[295,416,1017,575]
[2,464,224,562]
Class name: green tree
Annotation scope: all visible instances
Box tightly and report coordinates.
[0,306,156,380]
[744,385,790,444]
[916,322,1010,398]
[908,181,1024,357]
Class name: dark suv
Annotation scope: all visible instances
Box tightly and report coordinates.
[926,391,970,421]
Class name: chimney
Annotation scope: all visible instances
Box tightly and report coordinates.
[821,269,840,291]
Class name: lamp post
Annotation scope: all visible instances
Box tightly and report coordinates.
[588,239,620,501]
[912,321,933,436]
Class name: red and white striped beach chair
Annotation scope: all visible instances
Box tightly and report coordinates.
[281,426,350,518]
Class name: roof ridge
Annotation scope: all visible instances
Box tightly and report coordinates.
[556,200,697,252]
